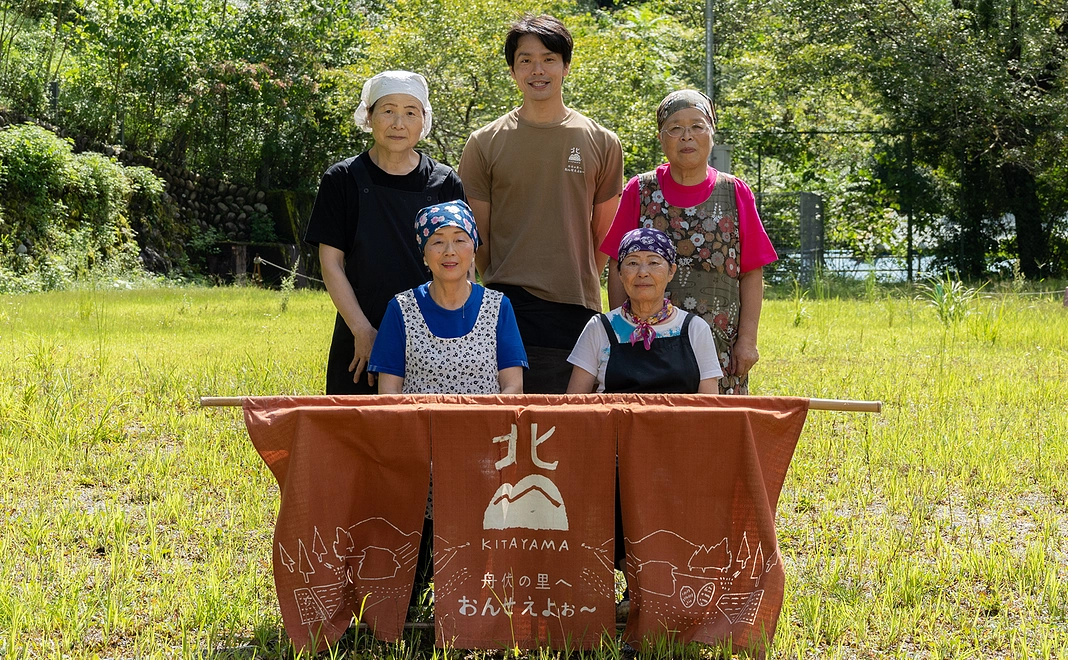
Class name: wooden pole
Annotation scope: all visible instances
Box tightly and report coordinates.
[200,396,881,413]
[201,396,244,407]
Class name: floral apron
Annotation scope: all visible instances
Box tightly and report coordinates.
[637,171,748,394]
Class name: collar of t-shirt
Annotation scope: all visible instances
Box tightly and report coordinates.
[655,163,719,208]
[512,107,575,129]
[412,282,486,338]
[359,150,431,191]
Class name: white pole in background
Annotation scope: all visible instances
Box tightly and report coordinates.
[706,0,733,173]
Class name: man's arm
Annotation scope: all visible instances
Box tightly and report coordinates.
[606,259,626,309]
[591,195,620,274]
[468,197,491,278]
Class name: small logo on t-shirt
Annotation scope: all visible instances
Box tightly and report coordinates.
[565,147,584,174]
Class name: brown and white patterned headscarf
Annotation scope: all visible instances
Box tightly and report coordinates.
[655,90,716,133]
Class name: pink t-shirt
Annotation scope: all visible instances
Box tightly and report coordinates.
[600,163,777,273]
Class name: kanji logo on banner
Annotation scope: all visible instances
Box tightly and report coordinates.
[431,405,616,649]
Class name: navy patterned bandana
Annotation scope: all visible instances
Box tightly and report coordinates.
[618,227,677,266]
[415,200,480,251]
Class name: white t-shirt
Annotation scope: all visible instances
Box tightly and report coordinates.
[567,308,723,392]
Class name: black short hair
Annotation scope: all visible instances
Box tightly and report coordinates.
[504,14,573,69]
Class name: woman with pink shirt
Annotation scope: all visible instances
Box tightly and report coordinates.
[600,90,777,394]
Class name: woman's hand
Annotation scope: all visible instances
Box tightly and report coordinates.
[728,336,759,377]
[350,322,378,386]
[731,267,764,378]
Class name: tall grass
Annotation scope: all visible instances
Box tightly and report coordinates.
[1,284,1065,658]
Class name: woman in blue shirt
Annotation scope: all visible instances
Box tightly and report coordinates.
[369,201,527,394]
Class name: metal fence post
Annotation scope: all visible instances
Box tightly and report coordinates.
[799,192,824,285]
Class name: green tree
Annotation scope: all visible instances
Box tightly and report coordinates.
[773,0,1068,277]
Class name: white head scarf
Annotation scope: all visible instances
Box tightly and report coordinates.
[354,70,433,140]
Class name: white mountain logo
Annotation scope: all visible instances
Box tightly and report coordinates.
[483,474,569,531]
[482,423,568,531]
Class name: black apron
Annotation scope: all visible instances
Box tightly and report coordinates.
[601,312,701,394]
[325,158,447,394]
[602,311,702,571]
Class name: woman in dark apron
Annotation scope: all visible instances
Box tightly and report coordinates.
[303,71,464,615]
[566,227,722,396]
[565,227,723,621]
[305,70,466,395]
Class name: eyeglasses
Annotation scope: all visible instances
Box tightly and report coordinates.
[661,122,712,138]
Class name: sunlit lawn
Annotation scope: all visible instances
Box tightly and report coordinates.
[0,282,1065,658]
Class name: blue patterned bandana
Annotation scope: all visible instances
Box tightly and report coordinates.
[415,200,480,251]
[617,227,676,266]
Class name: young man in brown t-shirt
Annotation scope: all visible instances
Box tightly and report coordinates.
[458,14,623,393]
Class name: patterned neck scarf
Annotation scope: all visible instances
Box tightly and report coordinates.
[621,298,674,350]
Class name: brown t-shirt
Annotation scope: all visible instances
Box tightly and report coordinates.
[459,109,623,311]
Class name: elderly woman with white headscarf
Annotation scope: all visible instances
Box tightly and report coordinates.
[305,70,466,394]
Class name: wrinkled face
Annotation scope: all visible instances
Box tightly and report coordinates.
[619,250,677,304]
[657,108,713,171]
[369,93,425,153]
[424,225,475,283]
[509,34,570,104]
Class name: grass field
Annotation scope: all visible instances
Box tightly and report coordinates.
[1,282,1066,658]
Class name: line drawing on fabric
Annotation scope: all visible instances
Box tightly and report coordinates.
[284,517,424,630]
[734,532,751,575]
[432,538,470,574]
[294,587,328,624]
[312,527,328,562]
[334,526,355,559]
[763,550,778,575]
[687,537,733,573]
[356,546,402,580]
[324,518,420,580]
[626,529,776,618]
[328,518,420,561]
[292,579,370,626]
[635,560,678,597]
[279,542,296,573]
[716,590,765,624]
[298,539,315,583]
[751,543,764,580]
[583,538,615,573]
[283,516,421,628]
[483,474,569,530]
[433,563,471,601]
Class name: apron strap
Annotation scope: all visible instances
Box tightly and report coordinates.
[598,314,618,346]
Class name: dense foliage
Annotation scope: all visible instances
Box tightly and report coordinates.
[1,0,1066,278]
[0,123,172,291]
